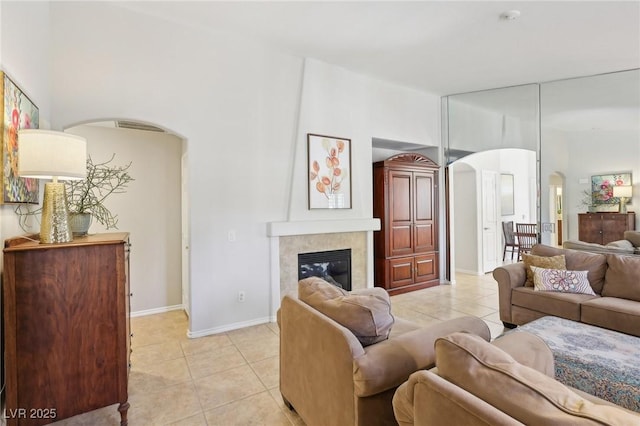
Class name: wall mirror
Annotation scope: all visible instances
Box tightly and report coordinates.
[445,84,539,278]
[540,69,640,245]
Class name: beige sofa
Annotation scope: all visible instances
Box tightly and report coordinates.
[393,331,640,425]
[493,244,640,336]
[563,230,640,255]
[278,277,491,426]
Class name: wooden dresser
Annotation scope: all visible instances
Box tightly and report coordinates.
[373,153,439,295]
[2,233,131,426]
[578,212,636,245]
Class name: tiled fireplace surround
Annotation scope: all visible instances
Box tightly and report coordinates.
[268,219,380,313]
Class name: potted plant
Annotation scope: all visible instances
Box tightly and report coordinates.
[16,154,133,235]
[579,189,596,213]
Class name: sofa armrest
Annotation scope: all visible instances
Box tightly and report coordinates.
[493,262,527,325]
[279,295,365,425]
[492,331,554,377]
[353,316,490,397]
[393,370,523,426]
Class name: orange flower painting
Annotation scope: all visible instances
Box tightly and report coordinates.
[307,134,351,209]
[1,72,39,204]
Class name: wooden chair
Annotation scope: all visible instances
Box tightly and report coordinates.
[515,223,538,260]
[502,221,519,260]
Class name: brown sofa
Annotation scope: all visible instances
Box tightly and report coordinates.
[393,331,640,425]
[278,277,491,426]
[493,244,640,336]
[563,230,640,255]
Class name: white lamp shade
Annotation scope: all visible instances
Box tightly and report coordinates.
[613,185,633,198]
[18,129,87,180]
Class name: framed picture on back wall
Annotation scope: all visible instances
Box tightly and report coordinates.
[0,71,40,204]
[307,133,352,209]
[591,173,632,205]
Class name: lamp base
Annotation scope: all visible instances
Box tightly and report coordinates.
[619,197,628,214]
[40,182,73,243]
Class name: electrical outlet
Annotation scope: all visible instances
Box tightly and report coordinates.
[228,230,236,242]
[238,291,245,302]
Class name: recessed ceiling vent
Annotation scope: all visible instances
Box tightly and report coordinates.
[116,120,165,133]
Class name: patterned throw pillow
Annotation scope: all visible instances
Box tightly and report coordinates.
[522,253,566,287]
[530,266,595,295]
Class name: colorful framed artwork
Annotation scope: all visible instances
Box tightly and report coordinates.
[591,173,632,205]
[1,71,40,204]
[307,133,351,209]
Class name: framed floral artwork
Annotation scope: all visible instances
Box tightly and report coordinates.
[307,133,351,209]
[1,71,40,204]
[591,173,632,205]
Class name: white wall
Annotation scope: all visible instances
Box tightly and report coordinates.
[66,124,183,314]
[0,3,440,336]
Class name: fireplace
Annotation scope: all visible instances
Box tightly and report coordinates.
[298,249,352,291]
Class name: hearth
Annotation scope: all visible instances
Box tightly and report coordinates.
[298,249,351,291]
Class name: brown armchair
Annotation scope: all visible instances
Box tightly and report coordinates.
[278,286,490,426]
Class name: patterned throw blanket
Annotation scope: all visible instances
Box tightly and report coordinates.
[515,316,640,412]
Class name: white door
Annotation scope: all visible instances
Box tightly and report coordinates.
[481,170,499,272]
[181,151,190,316]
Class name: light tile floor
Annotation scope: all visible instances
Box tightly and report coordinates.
[50,272,505,426]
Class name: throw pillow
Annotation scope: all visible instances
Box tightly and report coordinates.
[522,253,566,287]
[530,266,596,295]
[532,245,607,294]
[298,276,394,346]
[602,254,640,302]
[435,332,640,425]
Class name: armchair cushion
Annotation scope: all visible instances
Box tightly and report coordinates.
[298,277,394,346]
[353,316,490,397]
[435,332,639,425]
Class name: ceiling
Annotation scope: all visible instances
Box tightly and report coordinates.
[117,1,640,96]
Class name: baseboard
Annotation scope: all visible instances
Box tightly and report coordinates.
[187,316,274,339]
[456,268,484,276]
[131,304,184,318]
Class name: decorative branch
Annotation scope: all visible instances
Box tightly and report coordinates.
[14,154,134,231]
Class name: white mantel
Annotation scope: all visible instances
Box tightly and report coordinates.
[267,218,381,236]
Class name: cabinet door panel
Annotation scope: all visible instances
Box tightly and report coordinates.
[578,214,602,244]
[602,215,628,244]
[388,257,414,289]
[391,224,413,254]
[390,172,412,222]
[414,171,437,252]
[415,254,438,283]
[414,172,435,221]
[389,171,414,256]
[414,223,435,252]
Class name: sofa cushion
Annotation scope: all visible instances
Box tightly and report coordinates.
[532,245,607,294]
[601,254,640,302]
[531,266,595,295]
[606,239,635,251]
[511,287,597,321]
[581,297,640,338]
[298,277,394,346]
[434,332,640,425]
[522,253,566,287]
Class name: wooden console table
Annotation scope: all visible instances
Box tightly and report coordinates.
[2,233,131,426]
[578,212,635,245]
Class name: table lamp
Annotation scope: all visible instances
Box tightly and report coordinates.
[613,185,633,214]
[18,129,87,243]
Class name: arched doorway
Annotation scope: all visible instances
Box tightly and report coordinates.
[65,120,189,318]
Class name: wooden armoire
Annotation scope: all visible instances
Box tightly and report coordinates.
[373,153,439,295]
